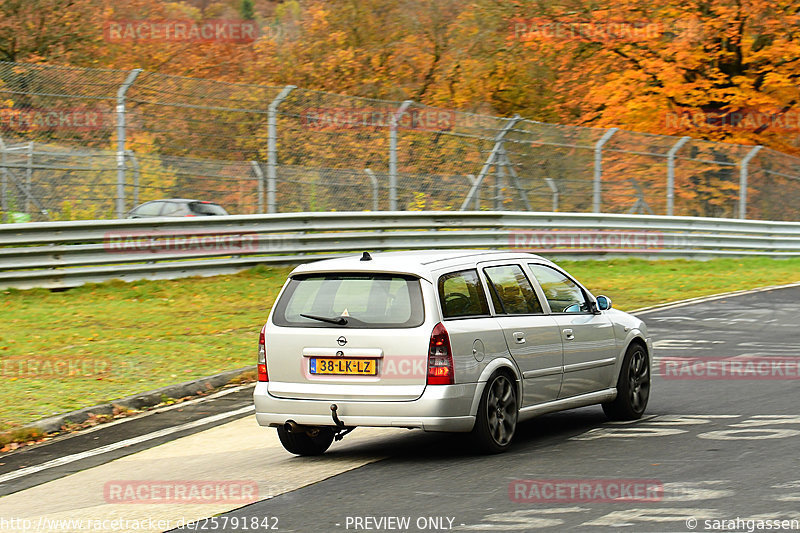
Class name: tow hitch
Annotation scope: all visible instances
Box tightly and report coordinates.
[330,404,354,441]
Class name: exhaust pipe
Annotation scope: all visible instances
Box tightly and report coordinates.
[284,420,303,433]
[284,420,320,435]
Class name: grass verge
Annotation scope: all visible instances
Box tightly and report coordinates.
[1,257,799,431]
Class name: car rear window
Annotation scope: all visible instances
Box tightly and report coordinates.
[189,202,228,215]
[272,273,425,328]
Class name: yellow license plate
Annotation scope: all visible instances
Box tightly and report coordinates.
[310,358,376,375]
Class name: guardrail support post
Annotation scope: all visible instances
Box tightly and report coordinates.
[116,68,142,219]
[389,100,413,211]
[267,85,296,214]
[364,168,379,211]
[739,145,763,220]
[593,128,618,213]
[460,115,521,211]
[666,136,690,216]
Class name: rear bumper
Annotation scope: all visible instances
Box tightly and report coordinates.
[253,381,477,432]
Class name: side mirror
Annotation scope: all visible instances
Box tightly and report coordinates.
[595,295,612,311]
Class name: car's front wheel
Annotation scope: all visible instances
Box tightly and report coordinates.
[602,342,650,420]
[470,372,518,454]
[277,426,335,456]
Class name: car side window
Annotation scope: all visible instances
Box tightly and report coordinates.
[132,201,163,216]
[438,269,490,319]
[528,264,590,314]
[483,265,543,315]
[160,202,187,216]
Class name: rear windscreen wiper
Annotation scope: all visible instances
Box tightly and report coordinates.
[300,313,348,325]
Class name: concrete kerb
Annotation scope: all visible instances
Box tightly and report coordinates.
[23,365,256,434]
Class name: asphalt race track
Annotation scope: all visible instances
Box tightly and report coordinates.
[2,285,799,533]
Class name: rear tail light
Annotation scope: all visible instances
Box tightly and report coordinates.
[427,322,454,385]
[257,325,268,382]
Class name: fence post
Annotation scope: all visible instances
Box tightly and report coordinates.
[466,175,480,210]
[251,161,265,213]
[498,147,532,211]
[593,128,618,213]
[389,100,413,211]
[116,68,142,218]
[460,115,521,211]
[666,136,690,216]
[545,178,559,212]
[495,149,506,211]
[125,150,140,206]
[0,139,6,222]
[739,145,763,219]
[364,168,379,211]
[25,142,33,215]
[267,85,296,214]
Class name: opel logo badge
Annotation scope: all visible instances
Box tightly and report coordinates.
[337,336,347,346]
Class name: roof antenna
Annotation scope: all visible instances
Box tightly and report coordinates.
[360,251,372,261]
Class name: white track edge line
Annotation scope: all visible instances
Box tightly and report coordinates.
[0,405,254,484]
[630,281,800,315]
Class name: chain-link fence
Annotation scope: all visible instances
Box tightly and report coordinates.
[1,61,799,222]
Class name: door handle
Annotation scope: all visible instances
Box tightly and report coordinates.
[513,331,526,344]
[563,329,575,340]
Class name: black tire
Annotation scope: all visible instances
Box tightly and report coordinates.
[470,372,519,454]
[602,342,650,421]
[276,426,335,456]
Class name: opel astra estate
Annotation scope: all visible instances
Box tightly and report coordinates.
[254,250,652,455]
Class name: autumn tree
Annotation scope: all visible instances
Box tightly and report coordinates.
[0,0,107,64]
[511,1,800,147]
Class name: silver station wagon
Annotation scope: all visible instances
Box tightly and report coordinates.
[254,250,652,455]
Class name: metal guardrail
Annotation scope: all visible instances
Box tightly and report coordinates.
[2,212,800,289]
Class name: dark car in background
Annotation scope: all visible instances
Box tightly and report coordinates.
[126,199,229,218]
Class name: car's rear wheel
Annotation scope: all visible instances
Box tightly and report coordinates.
[602,343,650,420]
[470,372,518,454]
[276,426,335,456]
